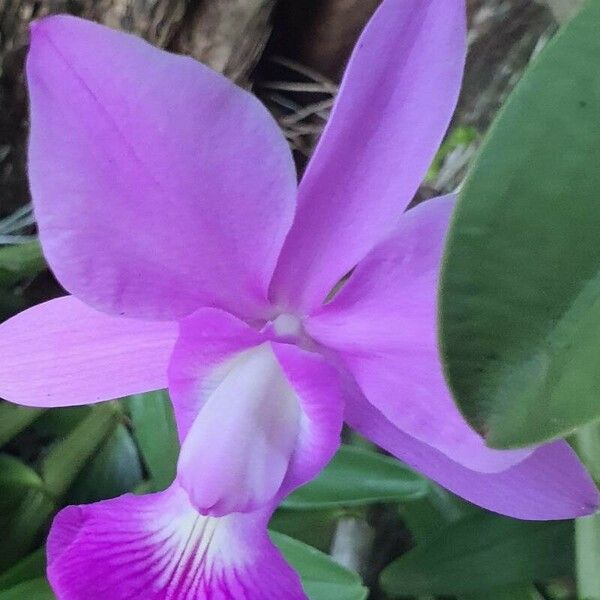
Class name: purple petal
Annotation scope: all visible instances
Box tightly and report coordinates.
[27,16,296,322]
[307,196,529,472]
[270,0,466,312]
[346,389,599,520]
[169,308,344,516]
[47,483,307,599]
[176,343,302,516]
[273,342,346,500]
[0,296,176,407]
[167,308,265,441]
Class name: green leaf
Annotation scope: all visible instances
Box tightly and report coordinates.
[0,549,45,591]
[0,457,51,566]
[127,390,179,491]
[577,514,600,600]
[283,445,427,510]
[461,585,544,600]
[67,424,143,504]
[0,290,24,322]
[380,512,573,596]
[399,482,476,545]
[0,489,54,571]
[0,455,44,494]
[0,405,122,570]
[271,532,368,600]
[0,578,55,600]
[31,406,90,439]
[41,403,119,498]
[576,423,600,599]
[440,0,600,447]
[0,241,46,288]
[0,403,44,447]
[270,509,339,552]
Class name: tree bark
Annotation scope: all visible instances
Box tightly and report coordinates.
[270,0,380,80]
[537,0,584,23]
[172,0,276,84]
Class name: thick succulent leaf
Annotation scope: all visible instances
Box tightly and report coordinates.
[461,586,543,600]
[0,403,44,447]
[0,455,44,496]
[283,444,427,509]
[40,403,119,498]
[0,549,46,591]
[272,533,368,600]
[0,489,54,572]
[575,423,600,599]
[399,483,476,545]
[0,241,46,288]
[0,578,55,600]
[67,424,143,504]
[269,509,338,553]
[0,457,53,571]
[126,390,179,491]
[440,1,600,447]
[380,513,573,596]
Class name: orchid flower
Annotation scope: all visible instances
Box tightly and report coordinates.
[0,1,597,598]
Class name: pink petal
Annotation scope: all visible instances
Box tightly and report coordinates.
[47,483,307,600]
[273,342,346,501]
[0,296,176,407]
[270,0,466,312]
[167,309,265,441]
[169,308,344,516]
[346,389,599,520]
[176,343,302,516]
[306,196,529,472]
[27,16,297,322]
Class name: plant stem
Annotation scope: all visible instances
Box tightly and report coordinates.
[576,423,600,600]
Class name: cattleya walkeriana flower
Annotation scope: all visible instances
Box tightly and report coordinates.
[0,0,597,598]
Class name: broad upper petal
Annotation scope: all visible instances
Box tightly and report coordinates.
[27,16,297,322]
[47,483,307,600]
[0,296,176,407]
[168,308,344,516]
[346,390,599,520]
[270,0,466,312]
[307,196,530,472]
